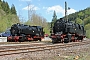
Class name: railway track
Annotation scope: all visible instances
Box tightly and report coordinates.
[0,39,90,56]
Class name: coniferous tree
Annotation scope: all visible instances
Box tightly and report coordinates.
[1,0,5,11]
[11,4,17,15]
[5,2,10,14]
[50,10,57,33]
[51,10,57,28]
[0,0,1,2]
[1,1,10,14]
[0,0,2,9]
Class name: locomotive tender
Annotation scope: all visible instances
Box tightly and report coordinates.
[50,18,86,43]
[8,23,44,42]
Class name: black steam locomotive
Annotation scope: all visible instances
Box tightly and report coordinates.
[50,18,86,43]
[8,23,44,42]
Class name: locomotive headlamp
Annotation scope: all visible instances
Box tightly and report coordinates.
[33,31,34,32]
[75,29,76,30]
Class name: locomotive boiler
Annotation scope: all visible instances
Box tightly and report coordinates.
[8,23,44,42]
[50,18,86,43]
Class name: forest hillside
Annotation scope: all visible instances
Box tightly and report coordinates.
[0,0,19,32]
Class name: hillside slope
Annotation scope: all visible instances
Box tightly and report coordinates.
[0,0,20,32]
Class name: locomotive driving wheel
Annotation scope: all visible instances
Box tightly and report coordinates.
[19,36,25,42]
[52,38,58,44]
[39,38,41,41]
[64,38,69,43]
[64,33,71,43]
[52,39,55,44]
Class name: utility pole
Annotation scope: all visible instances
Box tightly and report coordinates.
[65,1,68,22]
[27,2,30,21]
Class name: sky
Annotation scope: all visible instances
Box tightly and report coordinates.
[3,0,90,22]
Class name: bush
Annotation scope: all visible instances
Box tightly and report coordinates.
[86,29,90,38]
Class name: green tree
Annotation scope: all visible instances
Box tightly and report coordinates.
[84,24,90,30]
[5,2,10,14]
[75,18,83,25]
[11,4,17,15]
[86,29,90,38]
[84,16,90,25]
[0,0,2,9]
[1,0,5,11]
[1,1,10,14]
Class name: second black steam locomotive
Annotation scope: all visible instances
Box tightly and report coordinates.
[50,18,86,43]
[8,23,44,42]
